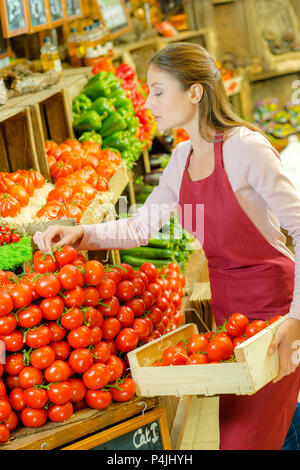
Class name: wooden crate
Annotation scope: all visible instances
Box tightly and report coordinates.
[0,107,40,173]
[128,315,287,397]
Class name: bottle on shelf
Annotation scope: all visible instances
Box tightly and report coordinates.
[67,27,83,67]
[40,37,62,75]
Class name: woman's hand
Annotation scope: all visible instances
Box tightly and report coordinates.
[33,225,84,253]
[268,317,300,383]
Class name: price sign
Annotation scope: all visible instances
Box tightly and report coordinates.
[0,0,29,37]
[96,0,132,39]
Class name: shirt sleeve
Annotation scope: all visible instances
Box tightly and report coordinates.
[241,131,300,320]
[76,145,181,251]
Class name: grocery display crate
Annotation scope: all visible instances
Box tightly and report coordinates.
[128,315,287,397]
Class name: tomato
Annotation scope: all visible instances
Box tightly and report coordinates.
[11,283,32,310]
[82,363,110,390]
[31,170,45,189]
[187,353,209,364]
[69,348,93,374]
[0,424,10,442]
[68,378,86,403]
[132,318,150,341]
[40,296,64,321]
[84,260,105,286]
[61,307,84,330]
[110,378,136,402]
[269,315,282,325]
[155,296,169,313]
[8,388,24,411]
[141,291,154,309]
[245,320,267,339]
[106,355,124,382]
[0,193,21,218]
[131,276,145,296]
[33,251,58,274]
[48,322,66,342]
[47,184,74,204]
[67,325,92,349]
[125,298,145,317]
[0,380,5,398]
[116,306,134,328]
[26,325,52,349]
[5,374,21,390]
[7,184,29,207]
[44,360,71,383]
[93,341,111,363]
[17,305,42,329]
[103,339,119,356]
[0,271,8,287]
[4,410,18,431]
[101,317,121,340]
[30,345,56,369]
[97,278,116,299]
[188,334,209,354]
[83,287,100,307]
[139,263,159,283]
[0,399,11,420]
[0,314,17,335]
[167,262,181,273]
[83,307,99,328]
[4,353,24,375]
[171,292,182,309]
[0,331,24,352]
[89,326,103,345]
[97,296,119,317]
[47,382,73,405]
[50,341,70,361]
[54,246,77,266]
[36,274,61,298]
[85,390,112,410]
[51,160,74,181]
[23,388,48,409]
[225,313,249,338]
[162,346,189,366]
[103,268,122,286]
[116,280,135,302]
[21,407,47,428]
[18,367,43,389]
[48,401,73,423]
[63,286,85,308]
[115,328,139,353]
[119,263,135,280]
[233,336,247,348]
[57,264,80,291]
[206,333,234,361]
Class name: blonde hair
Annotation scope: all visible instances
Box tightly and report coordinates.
[149,42,263,142]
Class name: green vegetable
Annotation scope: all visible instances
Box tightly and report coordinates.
[73,110,107,132]
[72,94,92,115]
[147,238,171,249]
[92,97,116,115]
[110,89,131,108]
[120,247,173,259]
[120,255,170,269]
[79,130,102,144]
[103,131,130,151]
[82,72,119,100]
[101,112,127,138]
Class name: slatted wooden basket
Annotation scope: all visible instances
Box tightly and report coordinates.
[128,315,288,397]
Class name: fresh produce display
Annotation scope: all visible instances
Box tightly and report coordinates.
[150,312,281,366]
[0,223,32,272]
[0,249,185,443]
[253,99,300,139]
[40,138,120,223]
[0,170,46,219]
[72,71,144,169]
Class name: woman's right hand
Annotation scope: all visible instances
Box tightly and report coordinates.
[33,225,84,253]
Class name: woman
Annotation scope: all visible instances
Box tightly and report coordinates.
[34,43,300,450]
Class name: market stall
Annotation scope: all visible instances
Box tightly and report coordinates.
[0,0,299,452]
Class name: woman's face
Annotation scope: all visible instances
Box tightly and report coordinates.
[145,65,196,133]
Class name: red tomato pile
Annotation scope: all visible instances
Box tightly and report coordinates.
[40,138,121,223]
[0,223,21,246]
[0,170,45,218]
[152,312,282,367]
[0,249,185,442]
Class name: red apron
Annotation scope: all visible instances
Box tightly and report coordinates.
[178,135,300,450]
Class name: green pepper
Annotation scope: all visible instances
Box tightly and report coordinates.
[92,97,115,116]
[124,115,139,134]
[79,130,102,144]
[82,73,119,101]
[118,103,135,117]
[73,110,107,133]
[72,94,92,115]
[110,89,132,109]
[103,131,130,151]
[101,112,127,138]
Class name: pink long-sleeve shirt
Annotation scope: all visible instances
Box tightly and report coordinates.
[77,126,300,320]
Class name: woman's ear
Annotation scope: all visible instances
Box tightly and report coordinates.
[188,84,203,104]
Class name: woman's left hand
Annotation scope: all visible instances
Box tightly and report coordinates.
[268,317,300,383]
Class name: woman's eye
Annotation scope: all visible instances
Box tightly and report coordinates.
[154,92,162,96]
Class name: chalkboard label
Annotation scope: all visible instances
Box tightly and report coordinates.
[92,419,162,450]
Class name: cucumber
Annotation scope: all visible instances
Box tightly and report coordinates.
[120,247,173,259]
[120,255,171,269]
[147,238,171,249]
